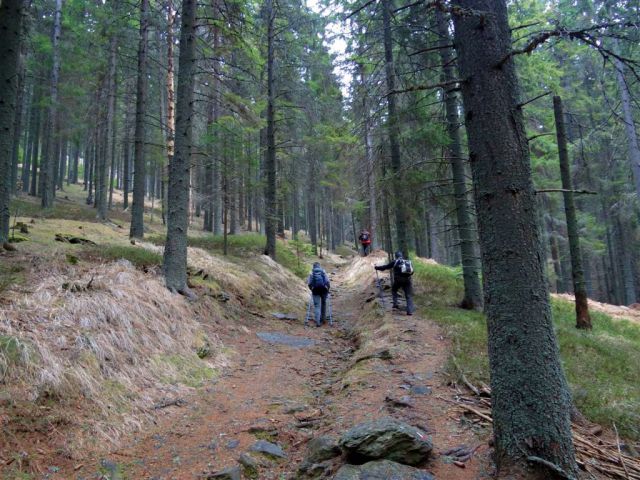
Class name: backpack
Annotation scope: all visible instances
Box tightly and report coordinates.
[360,233,370,242]
[310,269,328,290]
[394,259,414,276]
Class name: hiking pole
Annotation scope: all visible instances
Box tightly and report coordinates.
[304,293,313,327]
[374,268,386,309]
[327,293,333,326]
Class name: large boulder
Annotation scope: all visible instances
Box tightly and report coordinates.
[339,417,432,466]
[333,460,435,480]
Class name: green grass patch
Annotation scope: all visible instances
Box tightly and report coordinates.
[0,264,25,294]
[97,245,163,269]
[153,354,218,388]
[412,259,640,440]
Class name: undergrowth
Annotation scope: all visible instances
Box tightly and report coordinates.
[97,245,163,268]
[412,259,640,440]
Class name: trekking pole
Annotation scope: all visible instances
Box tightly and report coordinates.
[304,293,313,327]
[328,293,333,326]
[374,268,386,309]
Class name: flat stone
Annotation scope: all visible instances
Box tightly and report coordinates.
[225,439,240,449]
[205,466,241,480]
[257,332,315,348]
[410,385,432,395]
[339,417,432,466]
[272,312,298,321]
[248,440,287,459]
[333,460,435,480]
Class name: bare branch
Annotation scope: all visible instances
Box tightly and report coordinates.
[535,189,598,195]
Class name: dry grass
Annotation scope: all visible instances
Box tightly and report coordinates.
[0,260,224,449]
[140,242,309,312]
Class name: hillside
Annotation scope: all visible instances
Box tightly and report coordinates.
[1,190,640,479]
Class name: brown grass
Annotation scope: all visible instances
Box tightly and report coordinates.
[0,260,224,447]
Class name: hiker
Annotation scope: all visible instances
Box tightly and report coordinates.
[307,262,331,327]
[359,229,372,256]
[374,251,415,315]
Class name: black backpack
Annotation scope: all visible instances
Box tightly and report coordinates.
[360,233,370,242]
[393,259,414,276]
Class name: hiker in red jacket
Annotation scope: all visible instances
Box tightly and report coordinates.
[359,229,372,257]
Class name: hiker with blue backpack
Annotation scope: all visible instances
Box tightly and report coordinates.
[375,251,415,315]
[307,262,331,327]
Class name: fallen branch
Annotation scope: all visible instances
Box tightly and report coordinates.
[535,188,598,195]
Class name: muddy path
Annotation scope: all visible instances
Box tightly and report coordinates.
[70,254,492,479]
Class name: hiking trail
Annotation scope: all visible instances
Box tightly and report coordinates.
[64,252,491,479]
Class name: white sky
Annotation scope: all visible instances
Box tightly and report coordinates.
[306,0,354,98]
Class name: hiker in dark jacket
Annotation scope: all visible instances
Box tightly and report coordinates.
[375,251,415,315]
[307,262,331,327]
[359,229,372,256]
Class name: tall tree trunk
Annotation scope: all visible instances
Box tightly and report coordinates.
[130,0,149,238]
[23,85,40,193]
[0,0,25,242]
[108,55,119,210]
[164,0,176,225]
[57,137,67,190]
[163,0,196,294]
[11,58,26,195]
[41,0,62,208]
[382,0,408,258]
[97,37,117,219]
[436,10,483,311]
[612,44,640,200]
[452,1,576,476]
[554,96,591,329]
[263,0,277,259]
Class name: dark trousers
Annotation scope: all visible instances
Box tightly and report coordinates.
[361,243,371,256]
[392,276,414,314]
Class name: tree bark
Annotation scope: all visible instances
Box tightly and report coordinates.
[452,1,577,476]
[263,0,277,259]
[436,10,483,311]
[163,0,197,294]
[0,0,25,242]
[382,0,408,257]
[41,0,62,208]
[130,0,149,238]
[553,96,591,329]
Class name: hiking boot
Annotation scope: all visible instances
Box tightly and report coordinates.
[407,312,413,316]
[392,304,400,310]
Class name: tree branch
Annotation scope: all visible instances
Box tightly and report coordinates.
[535,188,598,195]
[387,78,461,96]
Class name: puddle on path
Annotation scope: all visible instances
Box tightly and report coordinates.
[256,331,316,348]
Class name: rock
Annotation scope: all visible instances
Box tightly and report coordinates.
[272,312,298,321]
[339,417,432,466]
[410,385,432,395]
[248,440,287,459]
[305,436,342,463]
[225,439,240,449]
[333,460,435,480]
[205,465,241,480]
[238,452,261,479]
[385,395,415,408]
[298,460,332,479]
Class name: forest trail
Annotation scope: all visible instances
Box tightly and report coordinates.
[67,252,491,480]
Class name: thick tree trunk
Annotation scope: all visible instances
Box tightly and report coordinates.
[553,96,591,329]
[23,86,41,193]
[613,46,640,200]
[436,10,483,311]
[130,0,149,238]
[108,53,118,211]
[11,59,26,195]
[452,1,577,476]
[164,0,176,226]
[263,0,277,259]
[382,0,408,257]
[163,0,196,294]
[41,0,62,208]
[0,0,25,242]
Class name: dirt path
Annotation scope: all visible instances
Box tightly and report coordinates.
[69,255,491,479]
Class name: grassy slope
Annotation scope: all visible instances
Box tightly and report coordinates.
[412,259,640,440]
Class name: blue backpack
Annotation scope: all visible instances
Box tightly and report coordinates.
[310,269,328,290]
